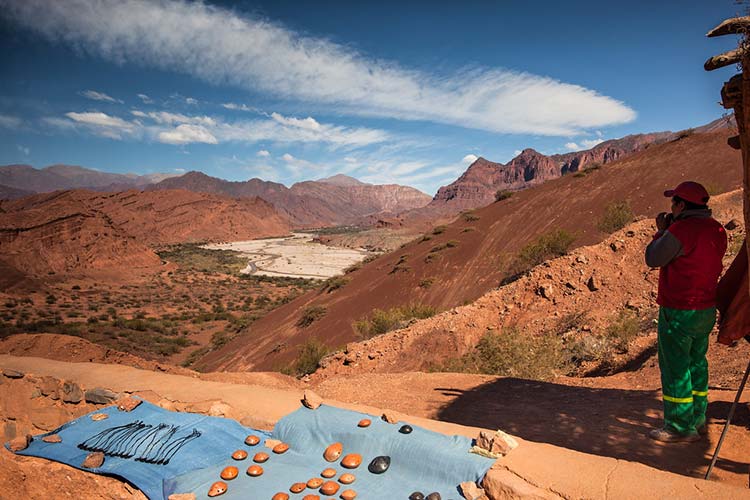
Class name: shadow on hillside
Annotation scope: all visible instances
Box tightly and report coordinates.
[435,378,749,479]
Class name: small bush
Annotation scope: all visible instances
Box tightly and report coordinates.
[495,190,513,202]
[461,227,476,233]
[419,278,435,289]
[513,230,575,271]
[438,328,567,381]
[605,309,641,351]
[322,276,350,293]
[463,213,480,222]
[419,235,432,243]
[573,171,587,178]
[354,303,436,339]
[597,201,633,233]
[289,338,329,376]
[432,226,447,235]
[297,305,327,328]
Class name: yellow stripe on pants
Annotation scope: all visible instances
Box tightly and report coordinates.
[663,394,693,404]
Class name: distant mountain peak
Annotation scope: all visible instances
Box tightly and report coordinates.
[318,174,367,186]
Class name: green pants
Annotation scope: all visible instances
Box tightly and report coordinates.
[657,306,716,435]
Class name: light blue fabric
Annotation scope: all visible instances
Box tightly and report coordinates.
[6,400,272,499]
[8,402,494,499]
[166,405,494,499]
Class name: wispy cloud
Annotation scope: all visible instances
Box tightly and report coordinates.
[257,149,270,157]
[222,102,256,112]
[461,154,478,165]
[17,144,30,155]
[2,0,635,136]
[0,114,22,129]
[137,93,153,104]
[48,108,387,147]
[80,89,122,103]
[564,137,605,151]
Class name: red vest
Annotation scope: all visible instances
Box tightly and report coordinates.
[657,216,727,310]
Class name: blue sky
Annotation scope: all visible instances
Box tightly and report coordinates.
[0,0,742,195]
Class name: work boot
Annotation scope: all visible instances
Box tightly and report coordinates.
[648,427,701,443]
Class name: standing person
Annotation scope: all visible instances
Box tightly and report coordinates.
[644,181,727,442]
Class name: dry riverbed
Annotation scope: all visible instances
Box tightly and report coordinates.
[203,233,372,279]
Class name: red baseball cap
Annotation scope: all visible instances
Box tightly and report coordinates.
[664,181,709,205]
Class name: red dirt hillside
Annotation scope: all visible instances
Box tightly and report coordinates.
[197,130,742,372]
[0,189,290,279]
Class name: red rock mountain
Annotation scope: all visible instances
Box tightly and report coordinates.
[151,172,431,227]
[418,131,675,215]
[0,164,177,193]
[196,129,742,372]
[0,189,289,279]
[0,184,34,200]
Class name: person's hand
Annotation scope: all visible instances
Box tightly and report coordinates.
[656,212,673,231]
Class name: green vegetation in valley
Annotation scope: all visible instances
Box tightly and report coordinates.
[283,337,329,377]
[297,305,327,327]
[157,243,247,274]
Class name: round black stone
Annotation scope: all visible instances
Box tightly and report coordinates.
[399,424,413,434]
[368,455,391,474]
[408,493,425,500]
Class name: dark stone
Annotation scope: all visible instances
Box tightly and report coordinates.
[85,387,118,404]
[367,455,390,474]
[409,493,425,500]
[399,424,413,434]
[426,494,441,500]
[62,381,83,403]
[2,369,24,379]
[725,219,740,230]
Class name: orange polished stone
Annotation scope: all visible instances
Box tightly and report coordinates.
[320,481,339,495]
[244,435,260,446]
[323,442,343,462]
[231,450,248,460]
[273,442,289,454]
[253,452,270,463]
[302,496,320,500]
[357,419,371,428]
[290,483,307,493]
[340,490,357,500]
[340,454,362,469]
[321,467,337,478]
[271,494,289,500]
[207,481,228,497]
[338,473,356,484]
[246,465,264,477]
[220,466,238,480]
[307,477,324,488]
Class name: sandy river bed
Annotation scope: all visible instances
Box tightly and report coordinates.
[202,233,372,279]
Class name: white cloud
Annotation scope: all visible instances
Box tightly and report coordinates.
[462,154,478,165]
[65,111,136,139]
[174,168,185,172]
[80,89,122,103]
[185,97,198,105]
[222,102,255,112]
[3,0,636,136]
[581,138,605,148]
[17,144,30,155]
[271,112,321,131]
[158,124,217,145]
[344,156,357,163]
[0,114,22,129]
[564,142,580,151]
[137,93,153,104]
[281,153,295,162]
[257,149,270,157]
[513,150,522,156]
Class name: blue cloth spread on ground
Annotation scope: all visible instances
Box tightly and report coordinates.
[8,401,495,499]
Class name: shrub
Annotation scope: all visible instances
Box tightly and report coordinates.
[354,303,436,339]
[322,276,349,293]
[432,225,447,235]
[289,338,329,376]
[597,201,633,233]
[297,305,327,328]
[419,235,433,243]
[438,328,567,380]
[605,309,641,351]
[495,190,513,202]
[419,278,435,289]
[514,230,575,270]
[463,213,480,222]
[461,227,476,233]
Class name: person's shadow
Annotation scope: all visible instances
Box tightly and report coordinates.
[435,378,749,479]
